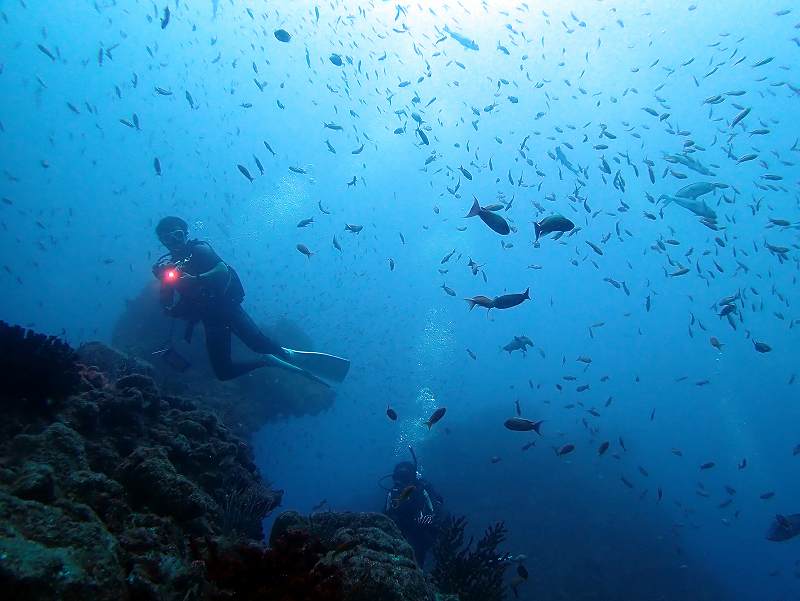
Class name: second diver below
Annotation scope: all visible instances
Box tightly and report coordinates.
[384,460,444,567]
[152,216,346,385]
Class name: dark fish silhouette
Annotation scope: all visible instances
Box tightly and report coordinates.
[504,417,543,434]
[535,215,574,241]
[766,514,800,542]
[465,198,510,235]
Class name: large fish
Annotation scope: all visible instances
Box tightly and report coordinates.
[555,146,580,176]
[535,215,574,241]
[675,182,726,199]
[766,514,800,542]
[659,195,717,221]
[663,153,716,176]
[493,288,530,309]
[465,198,511,235]
[504,417,543,433]
[443,25,479,51]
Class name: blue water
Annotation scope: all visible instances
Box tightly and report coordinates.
[2,1,799,599]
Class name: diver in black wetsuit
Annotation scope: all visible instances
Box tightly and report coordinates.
[152,216,311,382]
[384,460,444,567]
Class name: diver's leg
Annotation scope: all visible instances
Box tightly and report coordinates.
[204,318,266,381]
[228,304,284,355]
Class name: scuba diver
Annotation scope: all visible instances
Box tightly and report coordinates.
[152,216,349,384]
[383,448,444,567]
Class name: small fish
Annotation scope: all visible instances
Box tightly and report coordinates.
[297,218,314,228]
[425,407,446,430]
[237,164,254,182]
[598,441,610,455]
[753,341,772,353]
[160,6,170,29]
[464,198,511,235]
[493,289,530,310]
[466,349,477,360]
[345,224,363,233]
[153,157,161,176]
[504,417,544,434]
[296,244,313,258]
[329,53,343,66]
[386,406,398,421]
[441,283,456,297]
[332,235,342,252]
[555,444,575,456]
[700,461,716,470]
[274,29,291,42]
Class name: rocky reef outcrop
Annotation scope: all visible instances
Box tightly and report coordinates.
[0,321,281,600]
[0,321,453,601]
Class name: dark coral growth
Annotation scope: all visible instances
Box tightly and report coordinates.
[432,515,509,601]
[0,320,80,410]
[270,511,439,601]
[0,331,282,600]
[197,530,344,601]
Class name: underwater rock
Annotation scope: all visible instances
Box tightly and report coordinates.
[0,324,283,599]
[271,511,438,601]
[0,320,81,411]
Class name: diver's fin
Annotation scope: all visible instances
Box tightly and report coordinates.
[282,349,351,383]
[262,353,331,388]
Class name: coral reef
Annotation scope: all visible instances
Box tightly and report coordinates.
[0,323,444,601]
[0,324,281,600]
[269,511,440,601]
[109,283,335,436]
[0,320,81,411]
[431,515,509,601]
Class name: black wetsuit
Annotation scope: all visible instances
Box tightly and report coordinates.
[159,240,282,380]
[384,479,444,566]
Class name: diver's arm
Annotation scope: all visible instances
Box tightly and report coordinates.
[182,261,229,289]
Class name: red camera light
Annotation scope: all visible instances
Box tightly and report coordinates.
[165,269,177,281]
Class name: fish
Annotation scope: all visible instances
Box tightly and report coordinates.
[504,417,543,433]
[296,244,313,258]
[730,107,751,128]
[464,198,511,235]
[237,164,254,182]
[332,235,342,252]
[345,224,363,233]
[37,44,56,61]
[153,157,161,176]
[598,441,610,455]
[766,514,800,542]
[443,25,479,51]
[753,341,771,353]
[274,29,291,42]
[297,218,314,228]
[555,444,575,456]
[464,295,494,311]
[425,407,446,429]
[493,289,530,310]
[441,283,456,297]
[700,461,716,470]
[329,53,343,66]
[659,195,717,221]
[386,406,397,421]
[503,336,534,355]
[534,215,575,241]
[160,6,170,29]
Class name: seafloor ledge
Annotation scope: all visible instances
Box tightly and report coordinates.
[0,321,458,600]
